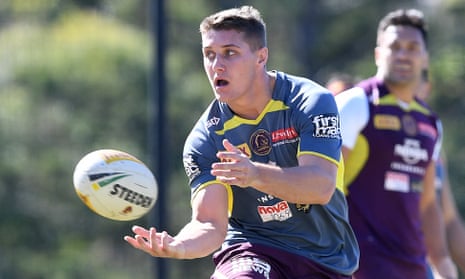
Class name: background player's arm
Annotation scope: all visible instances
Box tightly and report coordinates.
[124,183,228,259]
[439,154,465,273]
[421,161,457,279]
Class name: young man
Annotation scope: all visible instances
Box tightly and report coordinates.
[124,6,359,279]
[335,9,457,279]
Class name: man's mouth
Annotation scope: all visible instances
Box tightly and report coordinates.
[215,79,229,87]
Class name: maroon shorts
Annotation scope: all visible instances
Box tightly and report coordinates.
[211,242,352,279]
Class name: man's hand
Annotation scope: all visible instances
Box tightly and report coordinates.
[211,139,259,187]
[124,225,185,259]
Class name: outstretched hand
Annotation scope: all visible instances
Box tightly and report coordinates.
[211,139,258,187]
[124,225,185,259]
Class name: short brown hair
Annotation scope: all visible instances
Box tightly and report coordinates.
[377,9,428,47]
[199,6,267,51]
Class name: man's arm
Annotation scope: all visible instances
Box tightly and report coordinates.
[124,183,229,259]
[212,139,337,205]
[421,161,457,279]
[440,154,465,273]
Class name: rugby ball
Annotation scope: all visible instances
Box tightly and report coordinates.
[73,149,158,221]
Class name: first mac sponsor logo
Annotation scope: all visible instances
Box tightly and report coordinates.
[312,113,341,139]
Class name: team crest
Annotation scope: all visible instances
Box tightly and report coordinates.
[250,129,272,156]
[402,114,417,136]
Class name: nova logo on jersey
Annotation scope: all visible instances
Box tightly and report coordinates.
[394,138,428,165]
[257,200,292,222]
[312,114,340,139]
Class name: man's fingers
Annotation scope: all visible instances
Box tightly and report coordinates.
[132,225,150,236]
[123,236,139,248]
[222,139,239,152]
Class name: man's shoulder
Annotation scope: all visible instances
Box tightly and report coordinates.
[276,71,330,94]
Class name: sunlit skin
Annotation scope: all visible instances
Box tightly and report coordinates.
[375,25,428,102]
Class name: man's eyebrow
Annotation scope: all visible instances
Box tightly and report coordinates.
[203,43,241,49]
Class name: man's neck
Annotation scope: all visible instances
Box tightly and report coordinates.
[384,80,416,103]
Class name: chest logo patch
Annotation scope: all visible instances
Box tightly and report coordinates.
[394,138,428,165]
[384,171,410,192]
[374,114,401,131]
[257,200,293,222]
[402,114,417,136]
[250,129,272,156]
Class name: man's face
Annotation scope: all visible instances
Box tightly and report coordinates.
[201,29,265,103]
[375,25,428,86]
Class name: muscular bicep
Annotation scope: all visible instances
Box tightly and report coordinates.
[297,154,338,203]
[298,154,338,177]
[191,183,229,229]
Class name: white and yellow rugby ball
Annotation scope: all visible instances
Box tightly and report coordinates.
[73,149,158,221]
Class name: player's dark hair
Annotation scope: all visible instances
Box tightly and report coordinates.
[377,9,428,47]
[199,5,266,51]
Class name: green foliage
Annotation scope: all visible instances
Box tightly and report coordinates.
[0,9,153,279]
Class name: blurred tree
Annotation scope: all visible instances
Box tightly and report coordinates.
[0,8,153,279]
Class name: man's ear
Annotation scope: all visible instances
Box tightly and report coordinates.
[257,47,268,65]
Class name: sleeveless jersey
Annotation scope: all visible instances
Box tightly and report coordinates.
[183,71,359,275]
[342,77,441,279]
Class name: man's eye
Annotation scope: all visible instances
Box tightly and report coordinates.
[205,51,215,60]
[225,50,236,56]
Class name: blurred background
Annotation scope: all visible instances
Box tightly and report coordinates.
[1,0,464,278]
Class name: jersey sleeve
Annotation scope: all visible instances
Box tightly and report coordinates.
[182,115,219,195]
[296,90,342,163]
[335,87,369,149]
